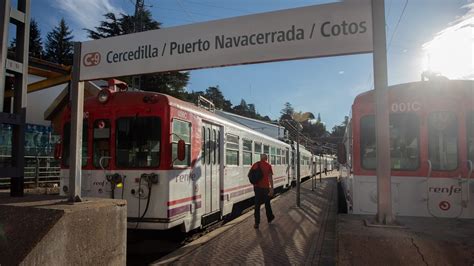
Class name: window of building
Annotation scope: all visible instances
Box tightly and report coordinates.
[93,119,110,168]
[226,134,239,165]
[243,139,252,165]
[468,112,474,162]
[62,120,88,167]
[116,117,161,168]
[428,112,458,171]
[360,114,420,170]
[172,119,191,166]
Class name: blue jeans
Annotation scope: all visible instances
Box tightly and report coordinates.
[254,187,274,224]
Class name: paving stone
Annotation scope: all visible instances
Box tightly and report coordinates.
[172,175,338,266]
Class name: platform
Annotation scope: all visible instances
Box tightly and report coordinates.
[338,214,474,265]
[155,174,338,265]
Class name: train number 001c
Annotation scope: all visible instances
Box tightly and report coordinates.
[391,102,421,113]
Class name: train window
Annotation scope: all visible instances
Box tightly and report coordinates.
[390,114,420,170]
[467,112,474,162]
[276,148,281,165]
[360,116,376,169]
[428,112,458,171]
[361,114,420,170]
[226,134,239,165]
[116,117,161,168]
[217,130,221,164]
[93,119,111,169]
[254,142,262,162]
[201,127,206,164]
[207,128,212,165]
[213,129,217,165]
[62,120,88,167]
[263,145,269,155]
[172,120,191,166]
[243,139,252,165]
[270,147,276,165]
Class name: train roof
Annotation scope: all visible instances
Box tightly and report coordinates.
[353,80,474,106]
[83,90,299,150]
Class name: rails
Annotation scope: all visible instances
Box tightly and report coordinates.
[0,155,60,188]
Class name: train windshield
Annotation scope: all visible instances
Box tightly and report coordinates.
[62,120,88,167]
[467,112,474,162]
[428,112,458,171]
[116,117,161,168]
[360,114,420,170]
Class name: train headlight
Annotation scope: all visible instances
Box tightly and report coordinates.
[97,89,111,104]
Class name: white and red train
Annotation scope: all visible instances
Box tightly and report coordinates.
[338,80,474,218]
[58,88,314,231]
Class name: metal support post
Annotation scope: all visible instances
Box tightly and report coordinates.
[69,42,84,202]
[372,0,393,224]
[0,0,30,197]
[296,134,301,207]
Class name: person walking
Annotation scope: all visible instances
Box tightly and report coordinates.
[250,153,275,229]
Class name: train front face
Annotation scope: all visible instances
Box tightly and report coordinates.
[59,90,185,230]
[346,80,474,218]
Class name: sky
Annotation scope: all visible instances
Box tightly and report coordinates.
[27,0,473,130]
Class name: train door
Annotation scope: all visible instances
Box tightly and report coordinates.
[88,117,113,197]
[201,122,222,224]
[286,148,290,185]
[426,109,464,217]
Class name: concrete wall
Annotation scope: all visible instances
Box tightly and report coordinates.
[0,197,126,265]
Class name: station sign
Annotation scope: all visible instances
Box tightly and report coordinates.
[79,0,372,80]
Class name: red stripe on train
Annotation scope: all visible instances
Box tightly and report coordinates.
[167,195,202,206]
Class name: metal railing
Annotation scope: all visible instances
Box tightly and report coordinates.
[0,155,60,188]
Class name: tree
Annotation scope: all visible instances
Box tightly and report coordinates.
[29,19,43,58]
[280,102,294,121]
[293,111,315,122]
[44,18,73,65]
[329,116,349,144]
[9,18,44,58]
[232,99,250,116]
[248,104,256,116]
[204,86,232,111]
[86,11,189,96]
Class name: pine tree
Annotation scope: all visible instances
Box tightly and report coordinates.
[44,18,73,65]
[8,18,44,58]
[86,11,189,97]
[204,86,232,111]
[29,19,43,58]
[280,102,294,121]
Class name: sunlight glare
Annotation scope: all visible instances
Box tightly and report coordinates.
[422,4,474,80]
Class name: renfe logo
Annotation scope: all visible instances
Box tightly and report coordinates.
[83,52,101,66]
[429,185,461,196]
